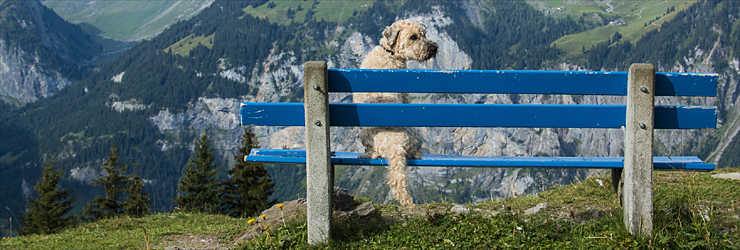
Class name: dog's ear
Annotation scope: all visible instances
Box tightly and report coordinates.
[383,24,400,47]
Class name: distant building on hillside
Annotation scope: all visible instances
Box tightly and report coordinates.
[610,18,627,26]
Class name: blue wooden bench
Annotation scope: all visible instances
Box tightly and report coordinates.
[240,61,717,243]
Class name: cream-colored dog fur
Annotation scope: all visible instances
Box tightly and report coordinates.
[355,20,438,209]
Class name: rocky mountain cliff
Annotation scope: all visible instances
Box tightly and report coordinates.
[1,0,213,107]
[0,0,98,106]
[0,39,72,105]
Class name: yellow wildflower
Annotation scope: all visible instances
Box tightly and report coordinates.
[260,214,266,219]
[247,218,255,224]
[277,203,284,209]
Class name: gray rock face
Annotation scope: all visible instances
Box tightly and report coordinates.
[0,0,94,106]
[0,39,72,106]
[148,97,244,156]
[524,202,548,215]
[25,0,79,63]
[234,187,374,243]
[450,205,471,214]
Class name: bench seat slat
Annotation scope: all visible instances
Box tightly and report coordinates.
[328,69,718,96]
[246,149,714,171]
[241,103,717,129]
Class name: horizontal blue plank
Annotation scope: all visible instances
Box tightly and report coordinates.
[327,69,717,96]
[241,103,717,129]
[246,149,714,171]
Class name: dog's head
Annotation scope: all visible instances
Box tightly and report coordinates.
[380,20,438,62]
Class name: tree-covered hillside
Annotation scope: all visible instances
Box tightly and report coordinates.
[584,0,740,165]
[586,0,740,71]
[2,0,340,223]
[2,0,287,218]
[442,1,601,70]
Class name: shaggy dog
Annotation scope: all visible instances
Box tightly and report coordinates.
[355,20,438,209]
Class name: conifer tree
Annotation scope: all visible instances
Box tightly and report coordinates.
[175,132,223,213]
[123,169,151,217]
[83,145,129,221]
[224,127,276,217]
[20,156,77,235]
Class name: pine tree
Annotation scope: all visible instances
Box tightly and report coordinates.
[83,145,129,221]
[20,156,77,235]
[224,127,276,217]
[123,168,151,217]
[175,132,223,213]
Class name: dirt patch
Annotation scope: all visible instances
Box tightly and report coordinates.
[157,233,229,250]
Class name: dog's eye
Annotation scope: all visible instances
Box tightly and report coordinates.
[410,35,418,40]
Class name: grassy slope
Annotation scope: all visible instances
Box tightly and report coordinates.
[42,0,211,42]
[164,33,216,57]
[4,167,737,249]
[241,0,374,25]
[160,0,374,58]
[542,0,699,57]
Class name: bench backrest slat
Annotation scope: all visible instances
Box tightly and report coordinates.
[327,69,718,96]
[248,149,715,171]
[241,103,717,129]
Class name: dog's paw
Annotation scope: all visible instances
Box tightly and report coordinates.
[359,151,380,159]
[410,151,423,159]
[358,152,371,159]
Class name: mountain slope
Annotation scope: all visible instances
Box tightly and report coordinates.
[582,0,740,168]
[41,0,215,42]
[0,0,101,105]
[1,0,289,222]
[1,0,738,227]
[1,0,214,107]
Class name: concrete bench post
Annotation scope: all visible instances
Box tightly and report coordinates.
[304,61,332,244]
[623,63,655,237]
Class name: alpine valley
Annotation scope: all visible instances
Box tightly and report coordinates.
[1,0,738,223]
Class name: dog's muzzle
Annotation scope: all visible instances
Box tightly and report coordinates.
[424,42,439,61]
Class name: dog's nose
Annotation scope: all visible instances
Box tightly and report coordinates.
[430,42,438,55]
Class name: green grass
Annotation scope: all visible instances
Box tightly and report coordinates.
[311,1,373,23]
[3,168,738,249]
[548,0,699,57]
[164,33,216,57]
[242,0,374,25]
[0,212,249,249]
[533,0,603,16]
